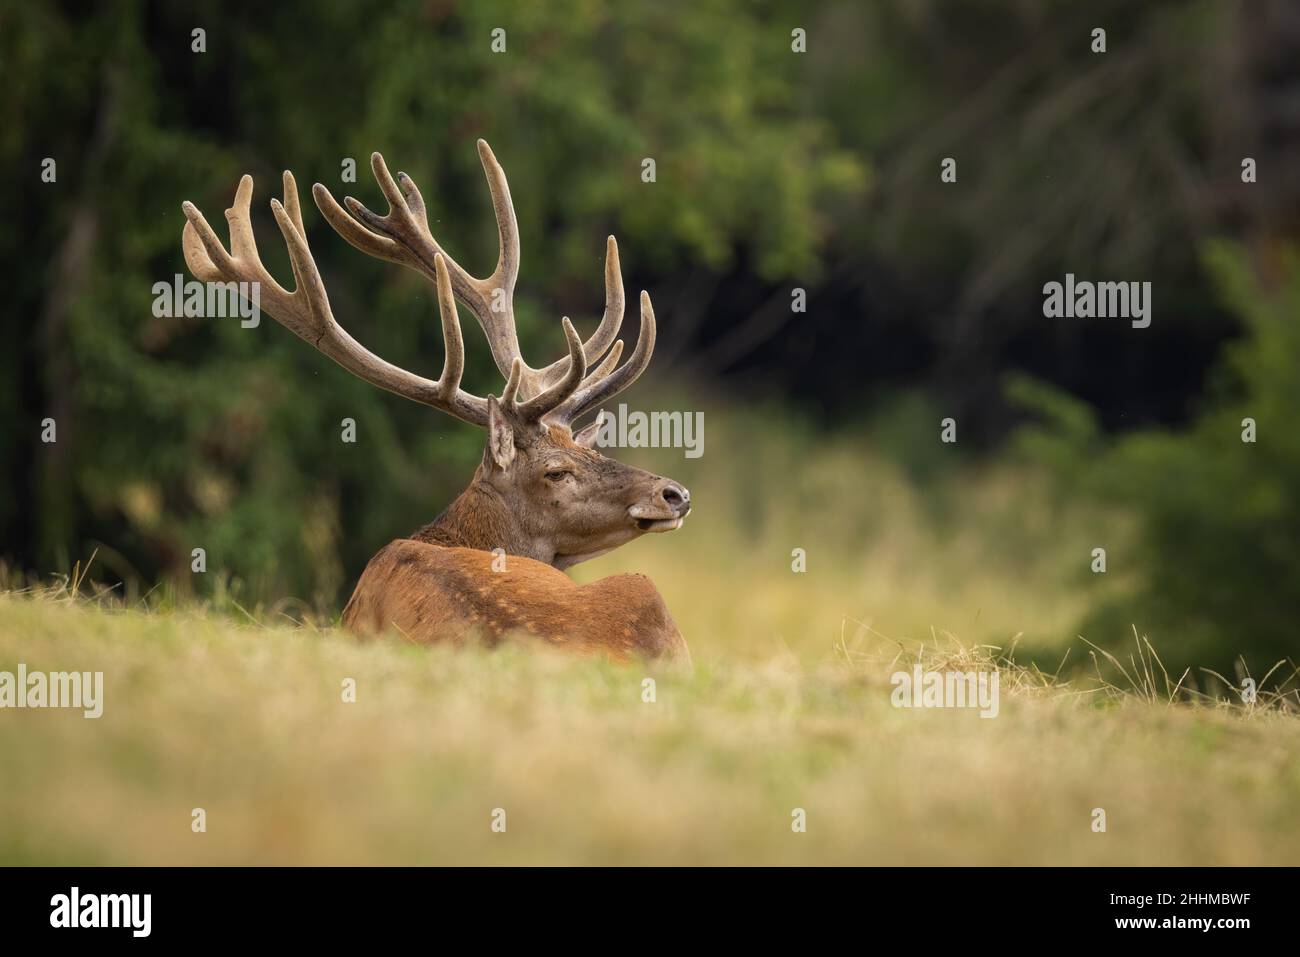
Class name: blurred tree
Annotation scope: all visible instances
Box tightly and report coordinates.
[2,0,861,606]
[1011,241,1300,675]
[4,0,1298,635]
[725,0,1300,439]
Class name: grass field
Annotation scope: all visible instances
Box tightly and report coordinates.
[2,589,1298,866]
[3,414,1297,865]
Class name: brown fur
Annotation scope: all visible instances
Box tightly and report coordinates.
[343,539,689,663]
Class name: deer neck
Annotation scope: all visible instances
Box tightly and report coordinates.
[410,475,553,565]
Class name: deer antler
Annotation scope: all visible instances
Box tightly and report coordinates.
[181,140,652,430]
[312,140,654,425]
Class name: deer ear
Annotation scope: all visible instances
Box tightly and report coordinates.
[572,412,606,450]
[486,396,516,470]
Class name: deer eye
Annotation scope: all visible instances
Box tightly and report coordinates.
[544,469,573,482]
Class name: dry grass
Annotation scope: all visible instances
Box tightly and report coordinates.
[1,588,1297,866]
[3,404,1296,864]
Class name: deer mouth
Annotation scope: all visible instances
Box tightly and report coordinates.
[630,505,690,533]
[636,516,684,532]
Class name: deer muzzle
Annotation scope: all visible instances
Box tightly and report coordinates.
[629,480,691,532]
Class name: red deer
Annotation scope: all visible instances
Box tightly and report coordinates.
[181,141,691,662]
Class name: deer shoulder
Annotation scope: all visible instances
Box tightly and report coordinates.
[344,539,687,662]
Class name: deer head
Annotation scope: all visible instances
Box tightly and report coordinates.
[181,140,690,570]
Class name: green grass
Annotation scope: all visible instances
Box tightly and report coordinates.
[2,589,1298,865]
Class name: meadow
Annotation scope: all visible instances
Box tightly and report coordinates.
[8,0,1298,870]
[2,406,1296,866]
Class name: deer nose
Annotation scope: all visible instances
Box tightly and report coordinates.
[659,482,690,513]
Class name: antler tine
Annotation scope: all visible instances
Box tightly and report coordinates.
[551,290,657,426]
[475,139,520,298]
[536,235,626,389]
[517,318,585,422]
[584,339,624,384]
[311,145,525,383]
[183,175,297,331]
[312,141,629,406]
[432,253,466,395]
[181,173,491,428]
